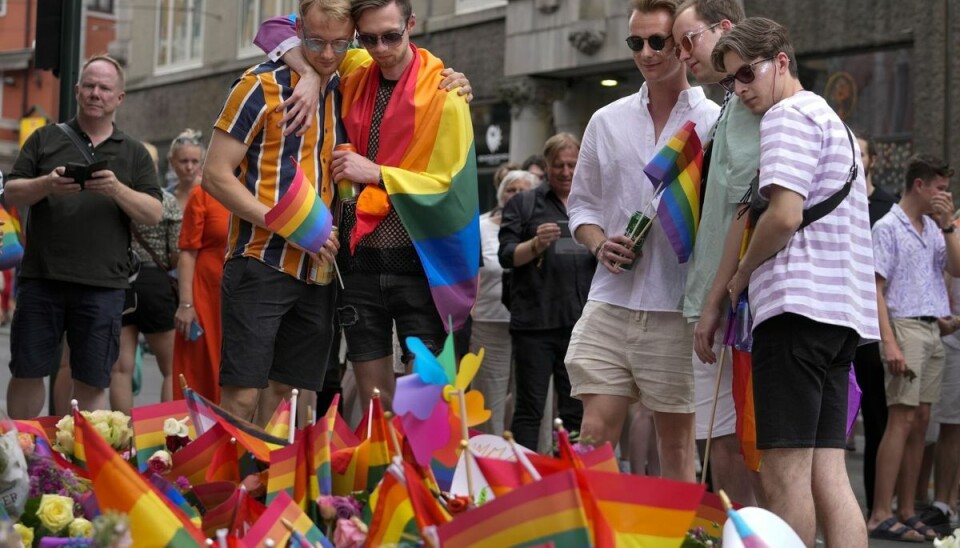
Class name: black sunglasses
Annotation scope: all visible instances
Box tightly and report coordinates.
[625,34,674,53]
[357,23,407,49]
[718,56,775,92]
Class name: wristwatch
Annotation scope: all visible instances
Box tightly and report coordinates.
[943,225,955,234]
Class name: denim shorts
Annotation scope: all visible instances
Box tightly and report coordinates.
[338,272,445,363]
[751,313,860,449]
[10,278,124,388]
[219,258,336,391]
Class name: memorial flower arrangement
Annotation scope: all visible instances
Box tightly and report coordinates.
[936,529,960,548]
[53,411,133,461]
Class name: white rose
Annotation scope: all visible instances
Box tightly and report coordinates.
[163,418,181,437]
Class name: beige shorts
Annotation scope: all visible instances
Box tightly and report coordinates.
[694,330,736,440]
[565,301,695,413]
[882,318,945,406]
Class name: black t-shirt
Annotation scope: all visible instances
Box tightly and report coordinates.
[868,185,898,227]
[498,184,596,331]
[8,119,161,288]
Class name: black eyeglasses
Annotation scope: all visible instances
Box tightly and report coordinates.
[679,22,720,54]
[718,56,775,92]
[625,34,673,53]
[357,23,407,49]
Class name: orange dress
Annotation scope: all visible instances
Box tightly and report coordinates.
[173,185,230,403]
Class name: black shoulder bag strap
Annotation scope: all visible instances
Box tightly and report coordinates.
[798,123,857,229]
[56,123,96,163]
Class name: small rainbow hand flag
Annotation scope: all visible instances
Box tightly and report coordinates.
[644,120,704,263]
[264,158,333,254]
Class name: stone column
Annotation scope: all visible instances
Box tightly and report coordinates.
[500,76,567,164]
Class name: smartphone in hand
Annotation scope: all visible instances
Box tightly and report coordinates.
[187,320,204,341]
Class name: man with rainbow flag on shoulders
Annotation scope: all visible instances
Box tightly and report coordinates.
[202,0,349,426]
[565,0,718,483]
[716,17,879,548]
[255,0,479,414]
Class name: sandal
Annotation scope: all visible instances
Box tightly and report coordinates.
[867,517,924,543]
[903,515,938,540]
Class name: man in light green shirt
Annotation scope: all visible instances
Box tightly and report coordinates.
[673,0,761,506]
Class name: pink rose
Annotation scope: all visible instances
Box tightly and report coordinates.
[333,517,367,548]
[146,450,172,475]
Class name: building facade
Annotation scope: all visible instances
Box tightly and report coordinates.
[0,0,116,171]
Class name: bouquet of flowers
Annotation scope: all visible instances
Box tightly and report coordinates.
[54,412,132,461]
[0,418,29,520]
[936,529,960,548]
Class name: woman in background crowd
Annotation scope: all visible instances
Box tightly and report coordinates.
[471,170,540,434]
[172,135,229,403]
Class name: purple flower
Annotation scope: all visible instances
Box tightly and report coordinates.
[175,476,191,492]
[332,496,361,520]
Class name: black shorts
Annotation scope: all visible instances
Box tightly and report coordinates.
[219,258,336,392]
[122,265,177,333]
[338,272,445,363]
[752,313,860,449]
[10,279,124,388]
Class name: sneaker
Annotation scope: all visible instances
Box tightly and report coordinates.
[918,505,953,535]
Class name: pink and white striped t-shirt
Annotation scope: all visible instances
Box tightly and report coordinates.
[750,91,880,341]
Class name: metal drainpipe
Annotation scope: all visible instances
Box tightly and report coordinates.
[22,0,32,118]
[945,0,952,162]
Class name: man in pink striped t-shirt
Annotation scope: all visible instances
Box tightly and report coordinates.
[714,18,880,548]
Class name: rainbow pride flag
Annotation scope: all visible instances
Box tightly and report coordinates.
[264,397,292,441]
[266,429,308,509]
[169,422,235,486]
[366,467,419,546]
[644,120,704,263]
[305,417,332,499]
[437,469,593,547]
[732,348,762,471]
[244,491,332,548]
[324,395,359,451]
[264,158,333,255]
[581,470,704,547]
[147,473,202,528]
[341,44,479,331]
[183,387,287,462]
[131,400,194,472]
[74,411,206,547]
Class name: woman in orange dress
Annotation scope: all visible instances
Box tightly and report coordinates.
[173,184,229,403]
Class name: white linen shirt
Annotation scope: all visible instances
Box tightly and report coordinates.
[568,84,719,312]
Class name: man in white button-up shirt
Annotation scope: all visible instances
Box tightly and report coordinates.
[565,0,719,482]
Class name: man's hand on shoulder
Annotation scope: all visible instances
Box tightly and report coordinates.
[439,68,473,103]
[48,167,82,195]
[278,69,321,137]
[331,149,381,186]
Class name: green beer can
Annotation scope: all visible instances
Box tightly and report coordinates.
[617,211,652,271]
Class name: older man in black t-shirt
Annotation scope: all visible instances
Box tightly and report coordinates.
[3,55,161,418]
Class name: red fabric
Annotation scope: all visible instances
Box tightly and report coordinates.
[173,186,229,403]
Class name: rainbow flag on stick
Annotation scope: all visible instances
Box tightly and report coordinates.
[183,387,287,462]
[643,120,704,263]
[74,411,207,547]
[264,158,333,254]
[437,469,593,547]
[244,491,332,548]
